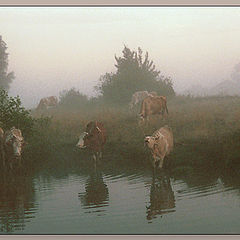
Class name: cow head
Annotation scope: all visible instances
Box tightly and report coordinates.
[76,132,88,149]
[144,136,159,149]
[76,121,102,149]
[85,121,101,134]
[5,127,24,158]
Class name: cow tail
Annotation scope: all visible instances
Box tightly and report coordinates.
[139,100,143,115]
[139,99,145,117]
[165,102,169,114]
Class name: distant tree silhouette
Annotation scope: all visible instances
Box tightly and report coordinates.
[95,45,175,105]
[59,87,89,109]
[0,35,14,90]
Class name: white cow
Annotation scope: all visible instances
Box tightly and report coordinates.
[129,91,157,109]
[36,96,58,111]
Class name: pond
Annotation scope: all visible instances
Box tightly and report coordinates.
[0,157,239,235]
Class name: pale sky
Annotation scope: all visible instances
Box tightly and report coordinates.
[0,7,240,108]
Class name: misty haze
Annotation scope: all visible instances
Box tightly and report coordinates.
[0,6,240,235]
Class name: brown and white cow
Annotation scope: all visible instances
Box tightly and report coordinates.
[129,91,158,109]
[76,121,107,163]
[36,96,58,111]
[2,127,25,168]
[139,95,168,122]
[144,125,173,169]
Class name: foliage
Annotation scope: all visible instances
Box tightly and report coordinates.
[95,46,175,105]
[59,87,89,110]
[0,88,34,136]
[0,35,14,90]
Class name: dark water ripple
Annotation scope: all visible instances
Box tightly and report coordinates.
[176,178,237,201]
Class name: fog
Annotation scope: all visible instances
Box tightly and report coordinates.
[1,7,240,108]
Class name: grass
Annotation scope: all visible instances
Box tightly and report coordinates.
[25,95,240,173]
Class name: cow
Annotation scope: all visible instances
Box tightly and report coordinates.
[3,127,25,168]
[144,125,173,170]
[36,96,58,111]
[149,91,158,97]
[129,91,158,109]
[76,121,107,164]
[139,95,168,123]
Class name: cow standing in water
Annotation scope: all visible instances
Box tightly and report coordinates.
[1,127,25,168]
[144,125,173,170]
[76,121,107,164]
[36,96,58,111]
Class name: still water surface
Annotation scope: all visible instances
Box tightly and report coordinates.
[0,161,240,234]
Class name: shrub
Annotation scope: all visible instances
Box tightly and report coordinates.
[59,88,89,110]
[0,88,34,136]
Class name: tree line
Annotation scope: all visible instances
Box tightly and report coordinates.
[0,35,175,134]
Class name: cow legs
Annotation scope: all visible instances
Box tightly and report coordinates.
[151,159,156,169]
[18,157,22,167]
[92,154,97,170]
[152,155,158,172]
[93,152,102,166]
[146,116,150,125]
[1,151,5,167]
[158,156,165,169]
[9,160,13,170]
[152,154,165,169]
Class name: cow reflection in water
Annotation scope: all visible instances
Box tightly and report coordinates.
[79,169,109,214]
[146,171,175,221]
[0,171,37,233]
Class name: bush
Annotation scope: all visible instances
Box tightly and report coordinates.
[59,88,89,110]
[0,88,34,136]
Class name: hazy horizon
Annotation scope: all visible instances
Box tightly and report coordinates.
[1,6,240,108]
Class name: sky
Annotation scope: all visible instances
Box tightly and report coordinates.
[0,6,240,108]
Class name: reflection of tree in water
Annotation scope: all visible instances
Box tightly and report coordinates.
[146,171,175,221]
[0,170,37,233]
[79,169,109,214]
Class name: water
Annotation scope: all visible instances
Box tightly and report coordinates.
[0,160,240,235]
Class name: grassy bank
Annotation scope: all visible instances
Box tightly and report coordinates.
[24,95,240,173]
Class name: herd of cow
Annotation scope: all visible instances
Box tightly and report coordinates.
[76,90,173,170]
[0,91,173,170]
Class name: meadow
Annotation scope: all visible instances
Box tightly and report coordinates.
[24,95,240,176]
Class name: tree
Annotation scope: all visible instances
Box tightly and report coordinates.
[0,89,34,136]
[95,46,175,105]
[59,87,89,110]
[0,35,14,90]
